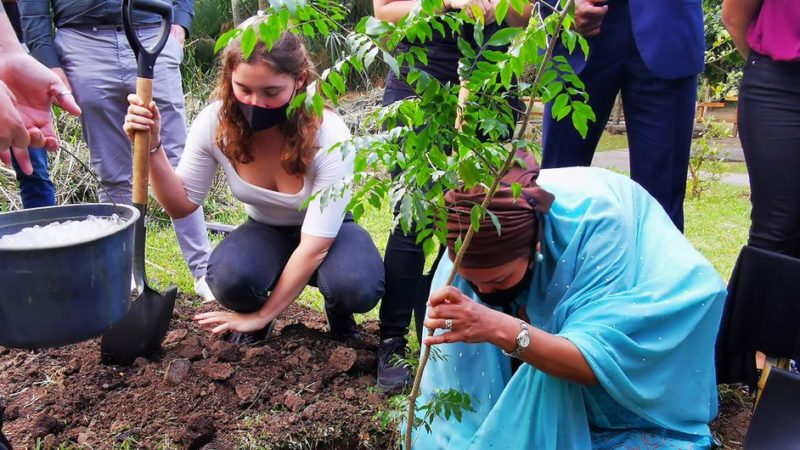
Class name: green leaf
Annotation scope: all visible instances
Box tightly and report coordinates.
[555,104,572,121]
[214,28,241,54]
[320,81,336,101]
[383,51,400,76]
[571,104,589,138]
[364,47,379,69]
[457,38,477,60]
[510,0,526,14]
[487,210,502,236]
[423,237,437,257]
[551,93,569,119]
[511,182,522,200]
[241,26,257,59]
[473,22,484,46]
[495,0,508,25]
[365,16,391,36]
[487,27,521,47]
[329,71,346,94]
[470,205,482,233]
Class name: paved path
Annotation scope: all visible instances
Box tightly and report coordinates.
[591,149,750,187]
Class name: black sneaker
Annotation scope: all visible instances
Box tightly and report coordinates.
[227,321,275,346]
[377,336,412,393]
[324,308,361,341]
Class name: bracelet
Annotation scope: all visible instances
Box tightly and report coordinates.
[150,141,162,153]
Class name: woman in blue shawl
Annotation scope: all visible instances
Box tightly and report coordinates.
[412,151,726,449]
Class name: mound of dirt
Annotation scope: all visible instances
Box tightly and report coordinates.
[0,298,392,449]
[0,294,752,449]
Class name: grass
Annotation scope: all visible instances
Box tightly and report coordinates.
[596,132,628,152]
[684,182,751,281]
[723,161,748,174]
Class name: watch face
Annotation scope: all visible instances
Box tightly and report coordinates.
[518,333,531,349]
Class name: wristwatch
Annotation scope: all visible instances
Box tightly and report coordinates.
[502,319,530,359]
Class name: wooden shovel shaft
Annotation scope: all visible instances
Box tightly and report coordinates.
[133,77,153,205]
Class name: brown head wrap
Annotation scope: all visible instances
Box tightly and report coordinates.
[445,150,554,268]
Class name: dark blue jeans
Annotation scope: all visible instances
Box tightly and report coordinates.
[10,148,56,209]
[205,216,385,317]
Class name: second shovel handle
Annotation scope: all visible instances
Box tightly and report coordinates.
[132,77,154,206]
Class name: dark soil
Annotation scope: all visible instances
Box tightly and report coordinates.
[711,384,754,449]
[0,295,752,449]
[0,297,392,449]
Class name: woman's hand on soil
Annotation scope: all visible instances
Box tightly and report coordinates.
[423,286,499,345]
[123,94,161,145]
[193,310,271,334]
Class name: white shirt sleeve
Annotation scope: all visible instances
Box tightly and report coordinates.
[175,103,221,206]
[300,110,354,238]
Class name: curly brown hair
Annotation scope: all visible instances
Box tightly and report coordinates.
[213,31,320,175]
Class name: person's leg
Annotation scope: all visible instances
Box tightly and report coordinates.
[10,147,55,208]
[55,27,132,204]
[540,1,627,170]
[380,205,428,341]
[738,53,800,256]
[314,216,385,336]
[143,27,212,286]
[205,220,296,313]
[621,47,696,233]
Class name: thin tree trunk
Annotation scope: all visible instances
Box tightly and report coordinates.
[232,0,243,27]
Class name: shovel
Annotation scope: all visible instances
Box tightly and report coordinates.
[100,0,177,365]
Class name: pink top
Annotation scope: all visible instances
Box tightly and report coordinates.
[747,0,800,62]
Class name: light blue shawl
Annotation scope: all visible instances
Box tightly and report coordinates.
[411,167,726,449]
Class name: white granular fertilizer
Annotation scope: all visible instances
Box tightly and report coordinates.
[0,214,125,249]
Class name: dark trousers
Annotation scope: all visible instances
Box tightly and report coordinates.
[205,216,384,317]
[10,148,56,209]
[738,52,800,257]
[541,0,696,232]
[380,77,430,341]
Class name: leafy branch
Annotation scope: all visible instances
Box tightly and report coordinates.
[216,1,589,447]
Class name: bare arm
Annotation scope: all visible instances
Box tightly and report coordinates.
[722,0,762,59]
[425,286,598,385]
[123,94,200,217]
[194,234,335,334]
[0,2,24,54]
[373,0,418,23]
[492,309,597,384]
[148,144,199,218]
[250,234,333,323]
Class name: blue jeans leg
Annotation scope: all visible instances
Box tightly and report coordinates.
[11,147,56,209]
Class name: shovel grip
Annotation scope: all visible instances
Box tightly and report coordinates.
[133,77,154,206]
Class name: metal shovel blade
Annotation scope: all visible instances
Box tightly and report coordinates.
[100,287,177,365]
[100,205,177,365]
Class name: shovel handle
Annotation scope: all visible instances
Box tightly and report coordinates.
[132,77,153,206]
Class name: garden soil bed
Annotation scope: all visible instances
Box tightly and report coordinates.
[1,297,392,449]
[0,295,751,449]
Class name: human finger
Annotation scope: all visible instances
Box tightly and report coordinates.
[427,285,467,307]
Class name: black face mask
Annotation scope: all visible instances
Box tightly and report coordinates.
[467,260,534,308]
[237,86,296,131]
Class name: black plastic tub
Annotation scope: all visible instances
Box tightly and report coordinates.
[0,204,139,348]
